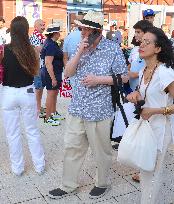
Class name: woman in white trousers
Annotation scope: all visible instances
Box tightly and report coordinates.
[1,16,45,176]
[127,27,174,203]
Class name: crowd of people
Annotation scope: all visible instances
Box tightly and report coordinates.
[0,8,174,204]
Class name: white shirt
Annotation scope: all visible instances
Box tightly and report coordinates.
[0,36,3,45]
[0,27,7,44]
[165,32,171,39]
[139,64,174,151]
[5,32,11,44]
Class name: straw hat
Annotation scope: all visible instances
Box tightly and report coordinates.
[43,23,61,35]
[74,10,104,30]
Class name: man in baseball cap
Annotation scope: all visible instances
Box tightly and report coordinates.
[143,9,155,24]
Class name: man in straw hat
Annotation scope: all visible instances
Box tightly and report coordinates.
[49,10,127,199]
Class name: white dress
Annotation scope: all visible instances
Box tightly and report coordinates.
[139,64,174,151]
[139,64,174,204]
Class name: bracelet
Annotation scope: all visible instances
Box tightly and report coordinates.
[163,106,172,115]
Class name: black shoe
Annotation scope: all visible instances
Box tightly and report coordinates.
[112,143,119,150]
[48,188,68,199]
[114,136,122,143]
[89,186,110,199]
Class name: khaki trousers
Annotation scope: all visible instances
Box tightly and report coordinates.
[140,121,172,204]
[61,113,112,192]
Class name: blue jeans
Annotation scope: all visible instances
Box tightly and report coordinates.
[34,69,45,89]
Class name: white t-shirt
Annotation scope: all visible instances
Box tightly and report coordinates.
[139,64,174,151]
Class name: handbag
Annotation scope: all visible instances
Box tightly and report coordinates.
[117,118,157,171]
[0,45,4,84]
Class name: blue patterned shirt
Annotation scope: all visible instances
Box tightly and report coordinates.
[68,37,127,121]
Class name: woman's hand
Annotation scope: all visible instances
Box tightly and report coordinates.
[52,79,57,88]
[78,37,89,55]
[141,108,154,120]
[81,74,98,87]
[127,91,142,104]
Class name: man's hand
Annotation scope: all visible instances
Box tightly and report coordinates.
[81,74,99,87]
[78,37,89,55]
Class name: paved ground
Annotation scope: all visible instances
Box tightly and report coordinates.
[0,94,174,204]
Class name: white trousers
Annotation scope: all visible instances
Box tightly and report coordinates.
[62,113,112,192]
[140,121,172,204]
[1,85,45,174]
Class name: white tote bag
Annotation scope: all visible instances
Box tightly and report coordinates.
[112,102,135,139]
[117,118,157,172]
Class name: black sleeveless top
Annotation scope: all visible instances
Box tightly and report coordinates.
[2,45,33,88]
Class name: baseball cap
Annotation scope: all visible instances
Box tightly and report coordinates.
[143,9,155,17]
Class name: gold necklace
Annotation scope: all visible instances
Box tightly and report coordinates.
[144,63,158,83]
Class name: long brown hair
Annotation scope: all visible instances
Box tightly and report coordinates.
[10,16,39,76]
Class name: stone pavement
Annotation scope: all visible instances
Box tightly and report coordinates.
[0,96,174,204]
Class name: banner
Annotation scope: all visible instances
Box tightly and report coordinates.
[67,0,102,11]
[59,78,72,98]
[16,0,42,27]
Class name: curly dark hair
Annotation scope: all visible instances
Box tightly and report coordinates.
[145,27,174,69]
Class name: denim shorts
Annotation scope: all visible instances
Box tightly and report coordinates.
[34,69,45,89]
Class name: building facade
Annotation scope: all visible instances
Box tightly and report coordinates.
[1,0,174,37]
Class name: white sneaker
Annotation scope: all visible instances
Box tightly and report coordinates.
[51,112,65,121]
[13,171,24,177]
[36,169,45,176]
[44,116,60,126]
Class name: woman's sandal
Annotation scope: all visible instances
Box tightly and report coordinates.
[132,174,140,183]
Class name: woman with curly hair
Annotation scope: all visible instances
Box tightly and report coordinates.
[1,16,45,176]
[127,27,174,203]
